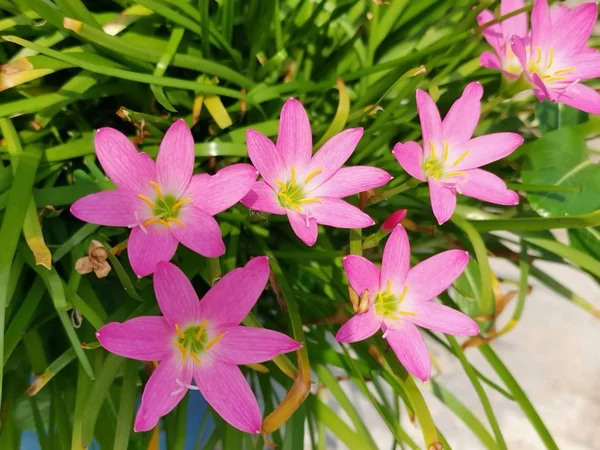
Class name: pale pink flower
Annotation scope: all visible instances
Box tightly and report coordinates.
[509,0,600,114]
[336,225,479,381]
[393,82,522,225]
[71,120,257,277]
[96,257,300,433]
[241,98,391,246]
[478,0,529,78]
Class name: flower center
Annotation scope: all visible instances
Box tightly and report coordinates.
[528,46,576,85]
[137,181,192,228]
[275,166,323,212]
[422,140,468,180]
[173,321,225,365]
[374,280,416,321]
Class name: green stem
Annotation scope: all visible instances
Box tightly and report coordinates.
[467,209,600,232]
[368,179,421,206]
[506,183,582,193]
[208,257,222,286]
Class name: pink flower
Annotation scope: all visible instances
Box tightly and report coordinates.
[509,0,600,114]
[393,82,522,225]
[336,226,479,381]
[96,257,301,433]
[478,0,529,78]
[71,120,258,277]
[381,209,408,232]
[241,98,391,246]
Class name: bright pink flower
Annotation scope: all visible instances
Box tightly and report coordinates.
[96,257,300,433]
[393,82,522,225]
[241,98,391,246]
[71,120,258,277]
[478,0,529,78]
[509,0,600,114]
[336,226,479,381]
[381,209,408,232]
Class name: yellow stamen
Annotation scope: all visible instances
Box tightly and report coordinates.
[398,285,409,302]
[297,198,322,205]
[143,217,161,227]
[547,48,554,69]
[175,324,185,339]
[173,341,187,361]
[172,197,192,212]
[290,165,296,185]
[149,181,163,198]
[205,333,225,350]
[442,140,449,162]
[535,46,542,64]
[397,310,418,317]
[279,192,294,203]
[555,67,575,75]
[452,150,470,167]
[541,75,568,83]
[275,180,286,191]
[166,217,185,227]
[189,353,201,365]
[138,194,155,209]
[445,171,466,178]
[292,204,302,212]
[429,140,436,159]
[385,279,392,296]
[195,320,208,340]
[304,168,323,184]
[157,219,171,227]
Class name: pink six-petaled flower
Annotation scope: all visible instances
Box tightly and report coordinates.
[96,257,301,433]
[71,120,258,277]
[393,82,523,225]
[336,225,479,381]
[241,98,392,246]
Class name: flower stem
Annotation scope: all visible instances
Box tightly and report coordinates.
[207,257,221,286]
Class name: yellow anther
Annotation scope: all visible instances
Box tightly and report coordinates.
[173,341,187,361]
[166,217,185,227]
[304,168,323,184]
[541,75,568,83]
[385,279,392,296]
[535,46,542,64]
[275,180,286,191]
[429,140,436,159]
[397,310,417,317]
[452,149,470,167]
[297,198,322,205]
[290,166,296,185]
[279,192,293,203]
[195,320,208,340]
[149,181,163,198]
[547,48,554,68]
[157,219,171,227]
[555,67,575,75]
[143,217,161,227]
[398,284,409,302]
[445,171,466,178]
[138,194,155,209]
[189,353,201,365]
[442,140,449,162]
[172,197,192,212]
[175,324,185,339]
[205,333,225,350]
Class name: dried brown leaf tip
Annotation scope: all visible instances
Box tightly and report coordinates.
[75,240,111,278]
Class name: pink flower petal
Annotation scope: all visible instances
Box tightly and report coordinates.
[70,190,138,227]
[509,36,529,71]
[384,323,431,382]
[550,4,569,24]
[500,0,527,40]
[405,302,479,336]
[405,249,469,302]
[308,197,374,229]
[392,141,425,181]
[571,51,600,81]
[96,316,173,361]
[128,225,179,277]
[336,310,380,343]
[157,120,195,197]
[442,82,483,146]
[185,164,258,216]
[172,206,225,258]
[342,255,380,297]
[530,0,551,51]
[457,169,519,206]
[277,98,312,167]
[428,180,457,225]
[416,89,442,148]
[380,225,410,294]
[531,73,551,101]
[552,3,597,56]
[559,83,600,115]
[198,257,270,327]
[154,261,200,326]
[382,209,408,232]
[304,128,363,188]
[195,359,262,433]
[287,210,318,246]
[241,181,287,215]
[477,10,504,55]
[134,357,193,432]
[311,166,391,198]
[94,128,156,193]
[246,129,287,188]
[480,51,502,71]
[212,326,301,364]
[453,132,523,171]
